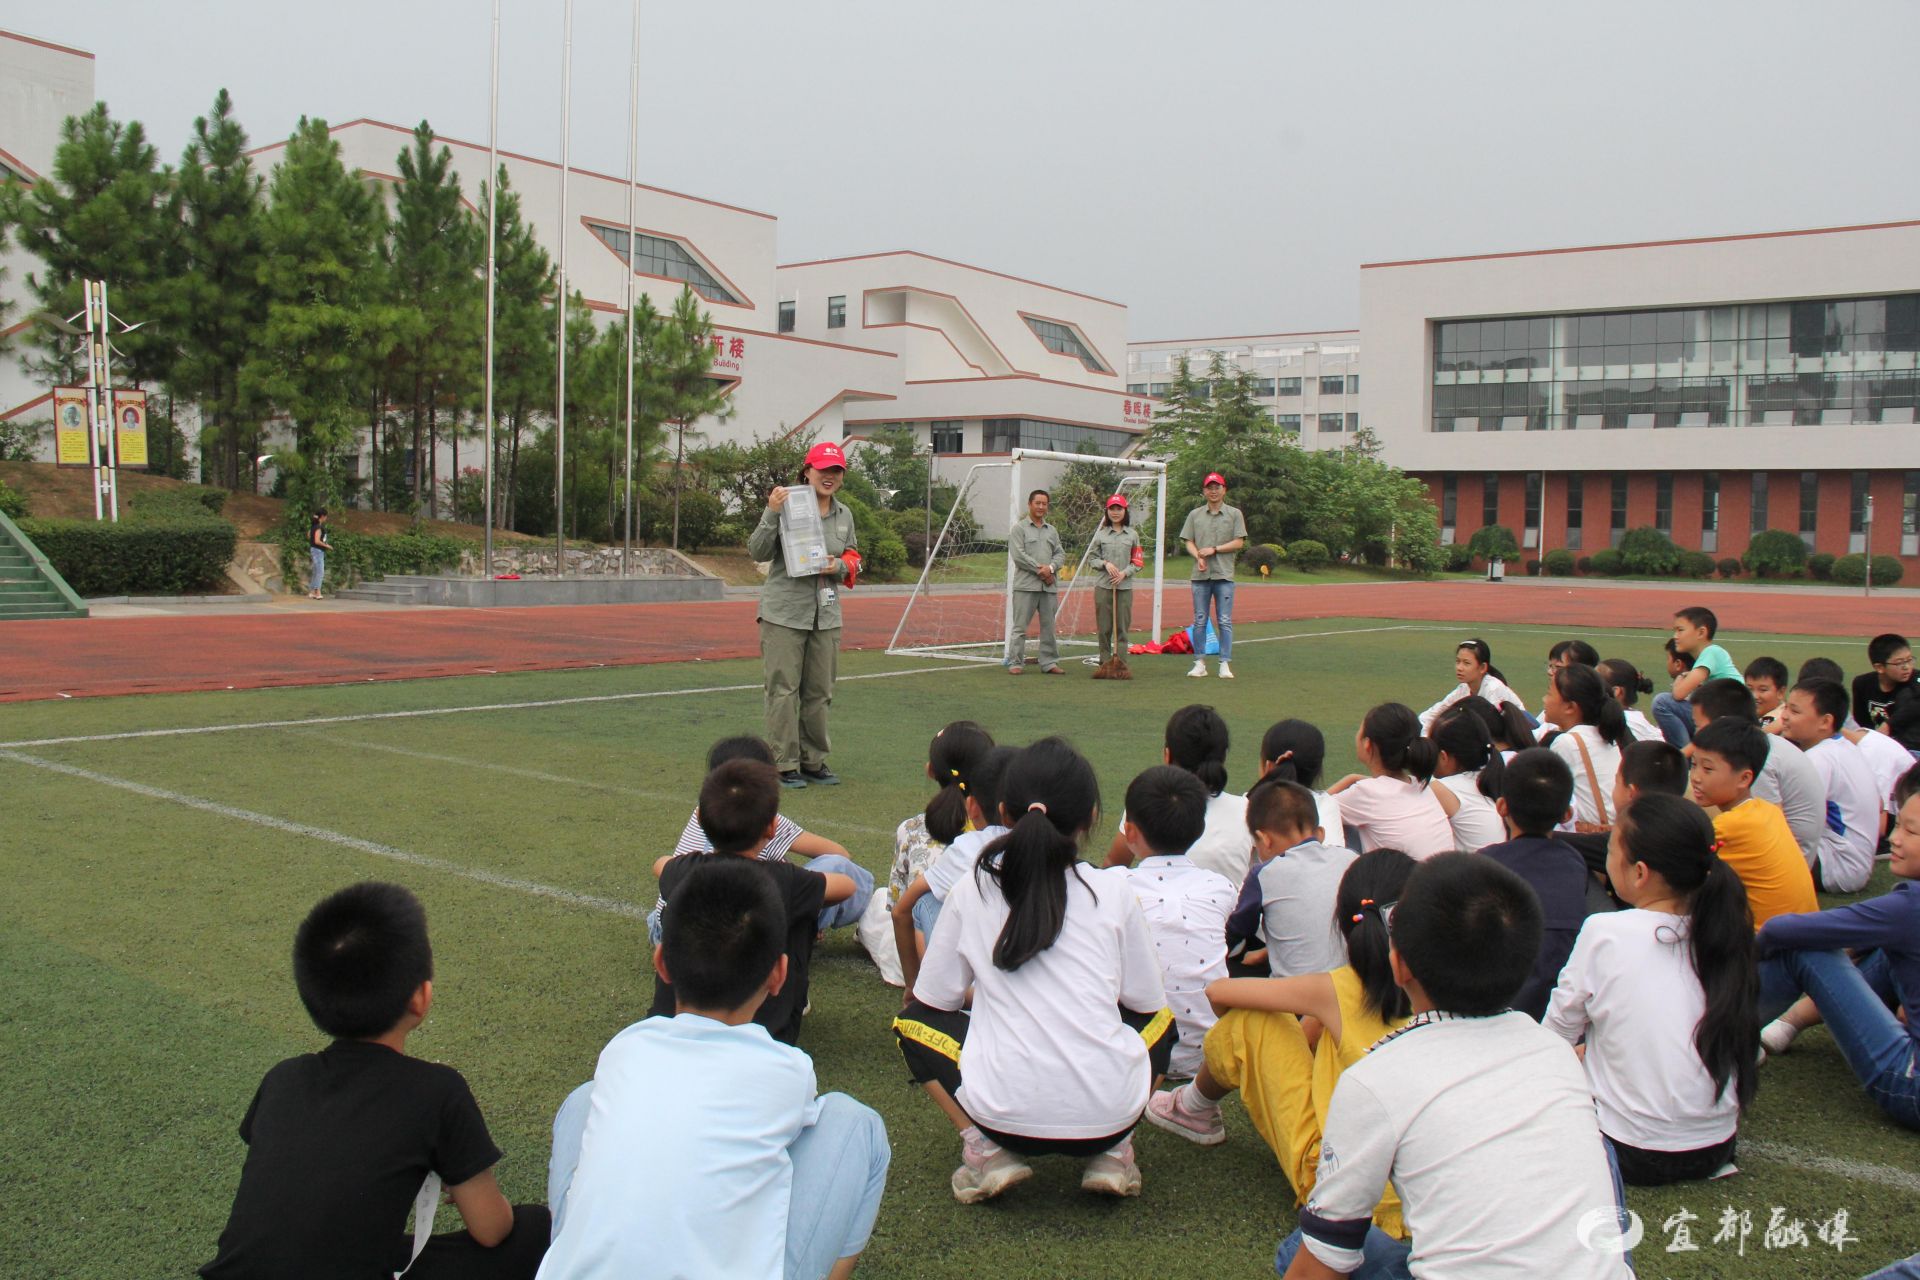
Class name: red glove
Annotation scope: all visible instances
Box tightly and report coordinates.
[1130,546,1145,569]
[839,548,862,588]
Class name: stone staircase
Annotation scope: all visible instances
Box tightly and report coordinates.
[336,574,442,605]
[0,510,88,620]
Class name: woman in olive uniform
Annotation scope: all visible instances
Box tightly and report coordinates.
[1087,494,1142,667]
[747,440,859,788]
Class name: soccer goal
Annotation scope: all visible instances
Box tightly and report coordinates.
[887,449,1166,664]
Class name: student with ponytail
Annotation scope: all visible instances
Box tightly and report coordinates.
[1257,720,1344,841]
[1417,637,1529,732]
[1545,793,1759,1185]
[1456,693,1544,761]
[1105,705,1253,888]
[1597,657,1665,743]
[1427,708,1508,852]
[1543,662,1632,830]
[1327,704,1453,857]
[1147,851,1417,1243]
[869,721,994,984]
[895,738,1173,1203]
[892,746,1017,992]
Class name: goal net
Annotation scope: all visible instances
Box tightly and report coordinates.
[887,453,1165,664]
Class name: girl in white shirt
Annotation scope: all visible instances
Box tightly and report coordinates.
[1428,709,1508,852]
[1598,657,1665,743]
[1546,793,1759,1185]
[1104,704,1253,887]
[1418,637,1529,732]
[1328,703,1455,858]
[1255,719,1345,845]
[896,737,1173,1204]
[1544,662,1633,829]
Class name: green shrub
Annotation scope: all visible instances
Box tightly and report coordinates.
[1808,552,1837,581]
[1466,524,1520,563]
[839,494,907,581]
[280,528,472,591]
[1241,544,1281,573]
[128,485,227,519]
[1442,543,1473,573]
[1619,526,1683,575]
[1588,548,1626,576]
[1717,557,1742,579]
[1831,553,1869,586]
[20,517,237,596]
[708,517,749,548]
[0,479,26,520]
[1680,550,1716,579]
[1743,529,1809,578]
[672,489,726,552]
[1542,548,1576,576]
[1523,558,1541,576]
[1871,555,1905,586]
[1576,556,1593,575]
[1286,539,1331,571]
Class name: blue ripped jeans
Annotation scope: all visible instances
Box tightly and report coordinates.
[1190,579,1235,660]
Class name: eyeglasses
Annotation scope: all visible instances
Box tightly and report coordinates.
[1879,657,1916,670]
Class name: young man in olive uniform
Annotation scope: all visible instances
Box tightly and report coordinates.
[1179,472,1247,680]
[1006,489,1066,675]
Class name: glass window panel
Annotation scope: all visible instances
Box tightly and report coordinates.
[1752,473,1770,532]
[1604,313,1630,345]
[1628,312,1656,345]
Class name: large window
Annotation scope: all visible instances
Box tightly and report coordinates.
[1565,476,1584,550]
[1440,474,1458,528]
[1610,474,1628,547]
[1851,470,1871,552]
[1149,382,1170,396]
[1800,471,1819,546]
[930,421,964,454]
[1655,474,1673,533]
[827,296,846,329]
[1430,294,1920,432]
[1751,472,1769,533]
[1346,413,1360,431]
[1320,376,1346,395]
[1348,375,1360,394]
[1127,383,1148,395]
[1251,378,1277,396]
[778,300,794,333]
[1319,412,1345,433]
[1905,471,1920,556]
[586,223,740,304]
[1483,475,1500,529]
[1275,413,1302,433]
[981,418,1133,456]
[1276,377,1302,396]
[1023,316,1109,373]
[1702,472,1720,552]
[1524,472,1542,548]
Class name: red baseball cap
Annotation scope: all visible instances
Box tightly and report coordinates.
[1105,494,1129,509]
[805,441,848,471]
[1203,472,1227,488]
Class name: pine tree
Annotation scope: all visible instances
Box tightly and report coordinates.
[161,89,266,490]
[1138,355,1210,455]
[477,167,554,531]
[655,287,735,547]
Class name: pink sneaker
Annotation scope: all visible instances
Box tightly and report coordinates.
[1145,1086,1226,1145]
[1081,1137,1143,1196]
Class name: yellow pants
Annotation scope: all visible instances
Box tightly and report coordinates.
[1203,1008,1404,1238]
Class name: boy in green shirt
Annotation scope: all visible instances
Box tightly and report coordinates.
[1652,606,1737,747]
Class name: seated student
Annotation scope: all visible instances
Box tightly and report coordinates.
[652,761,859,1044]
[1417,638,1528,733]
[1547,638,1601,677]
[1150,851,1417,1243]
[1690,678,1825,866]
[201,884,548,1280]
[654,736,873,941]
[866,722,994,984]
[1454,693,1541,764]
[1652,606,1740,747]
[1542,661,1632,831]
[1754,786,1920,1133]
[1256,718,1346,840]
[1116,765,1238,1080]
[1327,703,1454,858]
[1106,705,1254,888]
[1546,794,1758,1185]
[1798,657,1860,729]
[1597,658,1665,743]
[1427,709,1508,852]
[895,738,1173,1202]
[1277,854,1632,1280]
[544,858,890,1280]
[1688,718,1819,930]
[1479,748,1596,1020]
[1561,739,1688,889]
[1779,678,1880,892]
[1853,632,1920,754]
[1744,656,1790,733]
[1227,778,1358,979]
[892,746,1017,991]
[1844,719,1913,846]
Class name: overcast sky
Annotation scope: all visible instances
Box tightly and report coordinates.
[9,0,1920,339]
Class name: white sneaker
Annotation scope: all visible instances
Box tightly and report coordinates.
[952,1131,1032,1204]
[1188,659,1208,678]
[1217,661,1234,679]
[1080,1137,1142,1197]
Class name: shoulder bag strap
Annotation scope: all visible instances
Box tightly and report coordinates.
[1570,731,1608,827]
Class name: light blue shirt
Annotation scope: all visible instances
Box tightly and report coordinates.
[537,1014,821,1280]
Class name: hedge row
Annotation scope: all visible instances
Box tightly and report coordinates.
[20,517,238,596]
[279,529,474,591]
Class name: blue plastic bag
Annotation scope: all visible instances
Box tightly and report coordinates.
[1189,620,1221,656]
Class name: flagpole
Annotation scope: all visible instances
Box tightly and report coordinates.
[481,0,500,579]
[621,0,640,576]
[554,0,573,571]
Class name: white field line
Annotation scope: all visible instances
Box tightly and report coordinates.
[0,750,648,920]
[1742,1139,1920,1193]
[0,663,969,750]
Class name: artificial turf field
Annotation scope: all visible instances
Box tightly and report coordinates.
[2,615,1914,1279]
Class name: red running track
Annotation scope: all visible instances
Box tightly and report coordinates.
[0,581,1907,702]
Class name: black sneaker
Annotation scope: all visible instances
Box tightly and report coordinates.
[800,765,841,786]
[779,771,809,789]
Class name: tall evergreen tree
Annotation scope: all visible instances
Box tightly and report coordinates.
[477,167,555,530]
[161,89,267,489]
[1138,354,1210,455]
[654,287,735,547]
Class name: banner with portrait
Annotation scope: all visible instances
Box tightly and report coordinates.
[53,386,91,467]
[111,388,149,468]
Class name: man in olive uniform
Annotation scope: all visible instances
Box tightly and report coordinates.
[1179,471,1247,680]
[1006,489,1066,675]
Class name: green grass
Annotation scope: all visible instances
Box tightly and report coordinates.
[2,618,1913,1278]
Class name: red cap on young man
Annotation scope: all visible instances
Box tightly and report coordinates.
[1203,472,1227,489]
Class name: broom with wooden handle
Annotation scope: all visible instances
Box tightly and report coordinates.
[1091,580,1132,680]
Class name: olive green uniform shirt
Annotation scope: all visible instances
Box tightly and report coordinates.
[1086,526,1142,591]
[1178,504,1248,581]
[748,496,858,631]
[1008,518,1066,594]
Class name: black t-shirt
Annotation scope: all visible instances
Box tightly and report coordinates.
[651,854,827,1044]
[1481,835,1595,1022]
[1853,673,1920,751]
[201,1040,501,1280]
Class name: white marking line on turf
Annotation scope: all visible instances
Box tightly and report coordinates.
[0,750,647,920]
[1236,624,1436,646]
[1742,1140,1920,1193]
[0,664,969,750]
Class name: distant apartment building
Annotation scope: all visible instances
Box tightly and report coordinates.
[1125,330,1361,447]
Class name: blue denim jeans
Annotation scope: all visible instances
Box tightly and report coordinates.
[1651,690,1693,746]
[309,547,325,593]
[1863,1252,1920,1279]
[911,888,943,941]
[549,1083,891,1278]
[646,853,874,944]
[1757,948,1920,1131]
[1190,579,1235,660]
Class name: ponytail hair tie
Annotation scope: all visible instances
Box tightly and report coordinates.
[1707,839,1724,858]
[950,767,961,778]
[1351,897,1379,924]
[1027,801,1048,815]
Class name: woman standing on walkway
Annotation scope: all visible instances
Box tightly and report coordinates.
[748,441,859,789]
[306,508,330,600]
[1087,494,1142,670]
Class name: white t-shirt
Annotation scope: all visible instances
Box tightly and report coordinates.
[1313,789,1345,844]
[1850,728,1913,817]
[1122,855,1236,1078]
[1437,770,1505,852]
[1752,734,1824,865]
[538,1014,820,1280]
[922,824,1008,900]
[1418,674,1528,733]
[1544,910,1739,1152]
[1257,839,1358,978]
[1302,1012,1630,1280]
[916,862,1167,1139]
[1624,708,1664,743]
[1803,736,1881,892]
[1187,790,1254,887]
[1335,775,1455,858]
[1549,726,1622,828]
